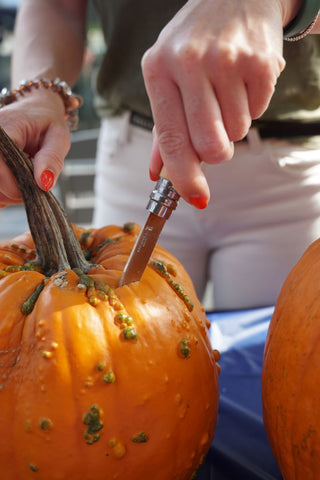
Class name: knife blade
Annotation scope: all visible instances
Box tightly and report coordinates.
[119,176,180,286]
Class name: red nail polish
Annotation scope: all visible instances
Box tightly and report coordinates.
[190,195,208,209]
[40,170,54,192]
[149,169,159,182]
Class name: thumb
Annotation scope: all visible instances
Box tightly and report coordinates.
[33,124,71,192]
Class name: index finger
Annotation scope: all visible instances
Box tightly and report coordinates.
[146,72,212,206]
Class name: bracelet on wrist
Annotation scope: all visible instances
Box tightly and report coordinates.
[0,78,83,131]
[284,0,319,41]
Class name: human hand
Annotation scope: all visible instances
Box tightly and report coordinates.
[0,89,71,207]
[142,0,287,207]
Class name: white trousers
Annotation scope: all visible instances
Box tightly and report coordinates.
[93,112,320,310]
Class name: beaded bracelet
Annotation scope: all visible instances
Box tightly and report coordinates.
[284,0,319,41]
[0,78,83,131]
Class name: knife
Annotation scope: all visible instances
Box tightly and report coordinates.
[119,173,180,286]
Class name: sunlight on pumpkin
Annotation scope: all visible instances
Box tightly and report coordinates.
[0,222,220,480]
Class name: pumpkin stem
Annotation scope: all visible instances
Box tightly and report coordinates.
[0,126,92,276]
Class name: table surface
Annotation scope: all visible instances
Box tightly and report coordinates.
[195,306,283,480]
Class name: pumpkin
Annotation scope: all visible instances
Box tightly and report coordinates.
[262,238,320,479]
[0,127,219,480]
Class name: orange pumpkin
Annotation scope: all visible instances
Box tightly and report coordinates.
[0,127,219,480]
[262,238,320,479]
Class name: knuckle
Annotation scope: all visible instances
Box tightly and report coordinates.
[51,125,71,156]
[157,130,187,158]
[194,135,232,164]
[141,48,153,73]
[143,42,203,82]
[214,43,238,70]
[175,43,202,69]
[141,47,164,80]
[227,118,251,142]
[249,83,275,119]
[59,127,71,152]
[46,150,64,172]
[250,53,280,83]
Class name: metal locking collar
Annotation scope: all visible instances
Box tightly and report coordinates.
[146,177,180,219]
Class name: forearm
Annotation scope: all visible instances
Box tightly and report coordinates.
[12,0,88,87]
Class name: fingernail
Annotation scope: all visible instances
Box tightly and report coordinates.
[40,169,55,192]
[190,195,208,209]
[149,169,159,182]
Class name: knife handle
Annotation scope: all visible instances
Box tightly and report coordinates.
[146,169,180,219]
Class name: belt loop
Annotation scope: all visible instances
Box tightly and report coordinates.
[246,127,262,153]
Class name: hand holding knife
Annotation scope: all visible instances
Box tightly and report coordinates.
[119,171,180,286]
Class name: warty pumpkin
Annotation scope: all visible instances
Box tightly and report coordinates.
[262,238,320,479]
[0,126,220,480]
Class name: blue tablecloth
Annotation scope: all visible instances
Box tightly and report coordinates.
[196,307,283,480]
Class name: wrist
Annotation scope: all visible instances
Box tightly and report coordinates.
[283,0,320,40]
[278,0,301,26]
[0,78,83,131]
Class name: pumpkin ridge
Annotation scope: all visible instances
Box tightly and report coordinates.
[0,129,219,480]
[262,238,320,479]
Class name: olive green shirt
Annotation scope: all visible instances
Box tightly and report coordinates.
[92,0,320,122]
[264,37,320,121]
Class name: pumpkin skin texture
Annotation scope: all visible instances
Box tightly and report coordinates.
[262,238,320,480]
[0,223,219,480]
